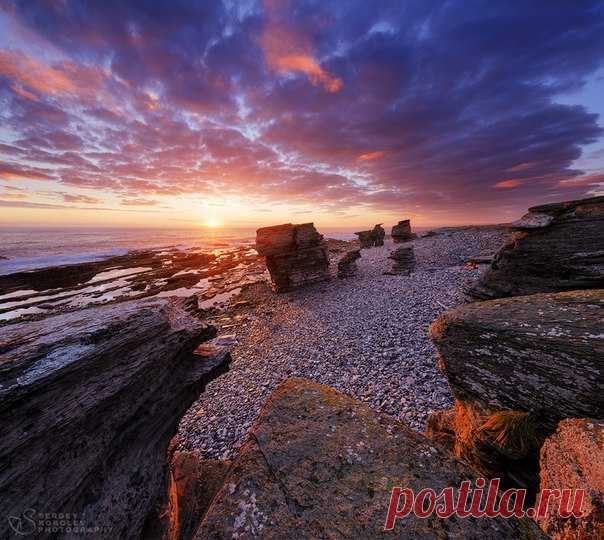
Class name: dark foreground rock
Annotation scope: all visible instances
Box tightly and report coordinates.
[429,289,604,491]
[194,379,544,539]
[355,224,385,248]
[385,246,416,275]
[538,418,604,540]
[391,219,416,243]
[0,296,229,539]
[467,196,604,299]
[337,248,361,278]
[255,223,330,292]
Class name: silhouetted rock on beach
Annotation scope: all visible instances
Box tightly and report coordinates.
[391,219,416,242]
[429,289,604,492]
[255,223,330,292]
[337,248,361,278]
[467,196,604,299]
[538,418,604,540]
[355,224,385,248]
[0,296,229,539]
[385,245,416,275]
[194,379,543,539]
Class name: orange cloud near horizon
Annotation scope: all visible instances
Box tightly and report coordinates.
[495,179,522,189]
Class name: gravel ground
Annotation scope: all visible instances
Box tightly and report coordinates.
[175,227,508,459]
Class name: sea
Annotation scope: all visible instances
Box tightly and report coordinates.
[0,227,357,275]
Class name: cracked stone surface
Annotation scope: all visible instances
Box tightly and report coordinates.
[194,379,545,539]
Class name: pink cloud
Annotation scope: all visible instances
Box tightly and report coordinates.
[494,179,522,189]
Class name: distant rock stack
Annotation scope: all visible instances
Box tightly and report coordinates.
[467,195,604,300]
[337,249,361,278]
[355,224,385,249]
[391,219,416,243]
[372,224,385,246]
[255,223,330,292]
[354,230,374,248]
[386,246,416,275]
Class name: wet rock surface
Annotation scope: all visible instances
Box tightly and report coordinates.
[538,418,604,540]
[194,379,544,539]
[429,289,604,491]
[0,244,266,323]
[174,227,508,460]
[0,296,229,539]
[467,196,604,299]
[255,223,330,292]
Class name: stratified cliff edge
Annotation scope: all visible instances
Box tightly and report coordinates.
[467,196,604,299]
[0,296,229,539]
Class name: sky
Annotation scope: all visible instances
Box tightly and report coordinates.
[1,0,604,230]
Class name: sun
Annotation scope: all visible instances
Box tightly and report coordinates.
[205,218,221,228]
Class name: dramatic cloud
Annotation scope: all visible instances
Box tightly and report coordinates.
[1,0,603,224]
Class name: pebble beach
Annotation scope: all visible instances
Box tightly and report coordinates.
[175,226,509,459]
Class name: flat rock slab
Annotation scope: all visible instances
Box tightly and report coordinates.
[195,379,543,539]
[430,289,604,423]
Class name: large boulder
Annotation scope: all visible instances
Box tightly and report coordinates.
[385,246,416,275]
[537,418,604,540]
[391,219,416,243]
[0,296,229,539]
[429,289,604,491]
[337,249,361,278]
[467,196,604,299]
[195,379,544,539]
[354,224,385,249]
[255,223,330,292]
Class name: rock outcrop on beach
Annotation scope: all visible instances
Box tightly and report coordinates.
[391,219,416,242]
[0,296,229,539]
[537,418,604,540]
[337,249,361,278]
[385,246,416,275]
[194,379,544,539]
[372,223,385,246]
[255,223,330,292]
[467,196,604,299]
[354,224,385,248]
[429,289,604,492]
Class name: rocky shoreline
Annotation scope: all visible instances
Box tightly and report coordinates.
[1,203,601,539]
[174,226,508,459]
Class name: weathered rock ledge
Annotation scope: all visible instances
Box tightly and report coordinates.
[0,296,229,539]
[194,379,543,539]
[255,223,330,292]
[429,289,604,492]
[467,196,604,299]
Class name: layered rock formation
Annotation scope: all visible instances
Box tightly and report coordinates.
[429,289,604,492]
[194,379,544,539]
[337,249,361,278]
[385,246,416,275]
[391,219,416,242]
[467,196,604,299]
[372,223,385,246]
[255,223,330,292]
[354,224,385,248]
[0,296,229,539]
[538,418,604,540]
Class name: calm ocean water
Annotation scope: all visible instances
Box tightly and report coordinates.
[0,227,357,275]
